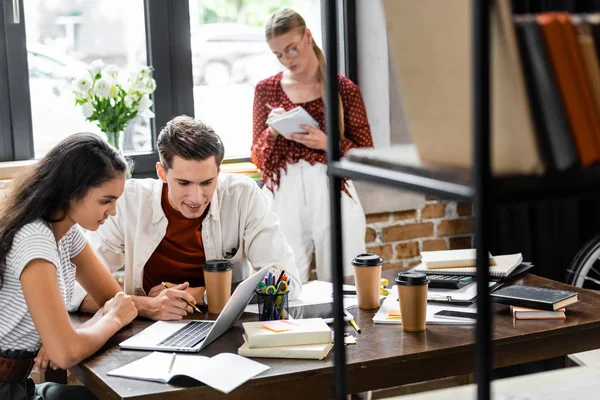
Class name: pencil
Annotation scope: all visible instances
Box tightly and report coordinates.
[349,319,361,334]
[167,353,176,373]
[162,282,202,313]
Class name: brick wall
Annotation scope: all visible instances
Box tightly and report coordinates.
[365,196,474,271]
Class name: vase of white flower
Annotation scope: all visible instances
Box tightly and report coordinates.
[72,59,156,152]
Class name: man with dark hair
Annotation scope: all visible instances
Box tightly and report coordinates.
[70,116,302,320]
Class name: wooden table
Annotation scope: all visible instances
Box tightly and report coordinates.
[67,273,600,399]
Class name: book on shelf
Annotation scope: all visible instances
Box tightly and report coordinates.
[415,250,523,278]
[537,12,600,166]
[106,351,269,394]
[491,285,578,311]
[513,15,578,171]
[238,338,333,360]
[511,305,566,320]
[241,318,332,349]
[381,0,544,175]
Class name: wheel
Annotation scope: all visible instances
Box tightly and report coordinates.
[203,61,231,85]
[567,233,600,289]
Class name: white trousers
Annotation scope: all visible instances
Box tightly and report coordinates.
[263,160,367,283]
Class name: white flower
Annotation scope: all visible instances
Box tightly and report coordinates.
[81,102,94,119]
[138,94,153,112]
[93,78,112,97]
[102,64,120,80]
[144,78,156,94]
[123,95,133,108]
[73,76,92,93]
[89,59,105,76]
[139,66,152,77]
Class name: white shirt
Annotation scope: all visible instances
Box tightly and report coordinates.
[69,174,301,310]
[1,220,86,350]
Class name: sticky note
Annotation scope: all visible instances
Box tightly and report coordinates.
[260,320,298,332]
[387,309,402,320]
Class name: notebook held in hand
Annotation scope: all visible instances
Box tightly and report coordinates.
[266,106,319,139]
[491,285,578,311]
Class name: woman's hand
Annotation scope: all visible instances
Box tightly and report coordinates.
[34,345,58,371]
[102,292,138,327]
[267,108,286,138]
[289,125,328,151]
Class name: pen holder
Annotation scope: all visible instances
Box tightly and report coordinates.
[256,291,289,321]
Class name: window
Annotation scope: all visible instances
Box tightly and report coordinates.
[1,0,349,171]
[189,1,322,159]
[23,0,150,158]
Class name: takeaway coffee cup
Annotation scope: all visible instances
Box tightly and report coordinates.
[203,259,233,314]
[352,253,384,310]
[395,272,430,332]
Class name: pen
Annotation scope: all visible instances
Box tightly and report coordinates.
[349,319,361,334]
[331,290,357,296]
[162,282,202,313]
[265,103,275,110]
[275,270,286,288]
[167,352,176,374]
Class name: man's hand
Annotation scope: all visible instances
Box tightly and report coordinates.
[186,286,206,306]
[141,282,197,321]
[34,345,58,372]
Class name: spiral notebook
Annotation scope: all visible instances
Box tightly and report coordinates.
[414,253,523,278]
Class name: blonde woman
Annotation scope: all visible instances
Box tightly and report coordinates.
[251,9,373,282]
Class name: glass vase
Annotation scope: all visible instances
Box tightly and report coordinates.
[104,131,124,152]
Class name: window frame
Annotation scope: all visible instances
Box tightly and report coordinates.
[0,0,352,175]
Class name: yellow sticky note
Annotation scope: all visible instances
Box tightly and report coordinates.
[387,309,402,320]
[260,320,298,332]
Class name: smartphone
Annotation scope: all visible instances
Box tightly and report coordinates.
[434,310,478,320]
[287,303,353,323]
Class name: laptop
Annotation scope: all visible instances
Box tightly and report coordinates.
[119,265,271,353]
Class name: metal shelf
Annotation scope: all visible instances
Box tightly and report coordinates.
[329,159,473,200]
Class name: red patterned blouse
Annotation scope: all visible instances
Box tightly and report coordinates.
[251,72,373,193]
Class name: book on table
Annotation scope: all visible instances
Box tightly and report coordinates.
[510,305,566,320]
[415,250,523,278]
[238,338,333,360]
[491,285,578,311]
[241,318,331,349]
[106,351,269,394]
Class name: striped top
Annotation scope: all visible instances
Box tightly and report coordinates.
[0,220,86,351]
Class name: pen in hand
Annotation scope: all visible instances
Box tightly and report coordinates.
[265,103,275,110]
[162,282,202,313]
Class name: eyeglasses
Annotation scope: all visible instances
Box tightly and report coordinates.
[275,34,305,60]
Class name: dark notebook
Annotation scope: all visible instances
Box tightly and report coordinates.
[514,16,578,171]
[491,285,578,311]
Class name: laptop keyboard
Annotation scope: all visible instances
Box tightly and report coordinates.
[157,321,214,349]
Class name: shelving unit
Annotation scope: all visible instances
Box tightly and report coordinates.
[323,0,493,399]
[323,1,600,399]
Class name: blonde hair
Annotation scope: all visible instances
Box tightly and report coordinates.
[265,8,345,137]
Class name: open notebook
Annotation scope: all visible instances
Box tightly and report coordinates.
[415,252,523,278]
[107,352,269,394]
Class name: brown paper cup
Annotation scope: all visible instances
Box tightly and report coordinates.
[204,260,233,314]
[352,253,384,310]
[396,272,429,332]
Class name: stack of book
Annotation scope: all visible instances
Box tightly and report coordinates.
[492,285,578,320]
[415,249,526,279]
[238,318,333,360]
